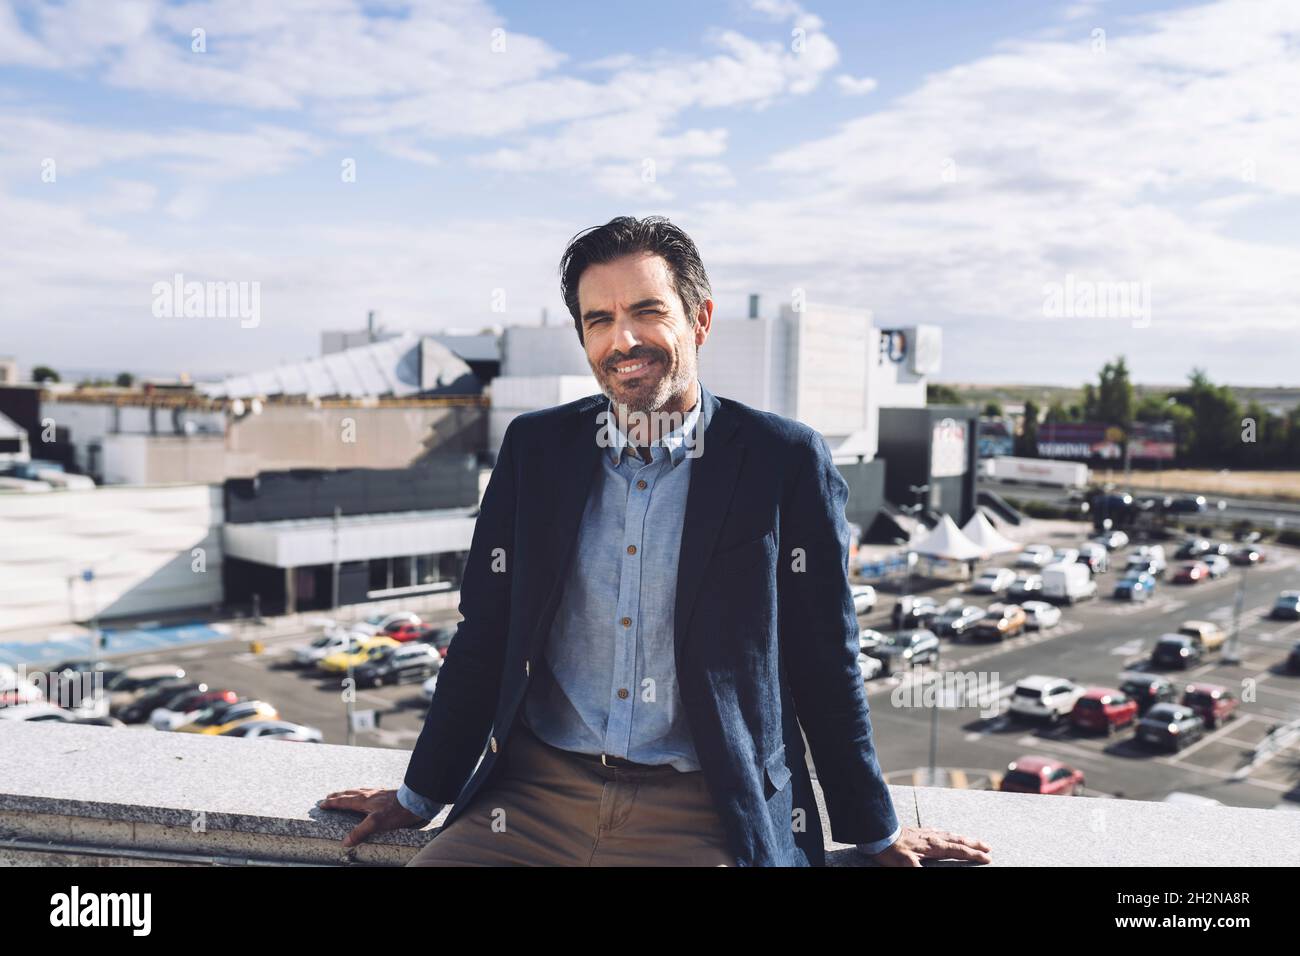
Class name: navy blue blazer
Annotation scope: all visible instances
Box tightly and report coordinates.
[403,384,900,866]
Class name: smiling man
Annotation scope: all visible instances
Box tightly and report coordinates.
[321,215,991,867]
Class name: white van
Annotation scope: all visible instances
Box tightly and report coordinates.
[1041,562,1097,604]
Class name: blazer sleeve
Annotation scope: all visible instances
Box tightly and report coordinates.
[777,430,901,847]
[402,419,519,803]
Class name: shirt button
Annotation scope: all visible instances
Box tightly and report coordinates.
[636,480,647,489]
[617,688,629,700]
[626,544,637,555]
[621,617,632,627]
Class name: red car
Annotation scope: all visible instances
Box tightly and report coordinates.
[1070,687,1138,735]
[999,756,1085,796]
[384,622,424,643]
[1173,561,1210,583]
[1180,683,1239,728]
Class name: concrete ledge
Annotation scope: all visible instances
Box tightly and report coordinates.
[2,722,1297,866]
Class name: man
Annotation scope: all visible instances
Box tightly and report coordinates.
[321,216,991,867]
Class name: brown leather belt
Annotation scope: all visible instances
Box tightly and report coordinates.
[522,723,679,773]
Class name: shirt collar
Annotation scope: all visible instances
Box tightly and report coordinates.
[603,385,703,468]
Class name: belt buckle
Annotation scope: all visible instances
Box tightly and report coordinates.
[601,753,616,768]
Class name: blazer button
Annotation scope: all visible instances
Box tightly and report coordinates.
[490,736,498,753]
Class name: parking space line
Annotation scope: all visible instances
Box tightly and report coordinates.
[1165,714,1255,761]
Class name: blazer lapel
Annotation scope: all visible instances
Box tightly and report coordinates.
[674,389,743,663]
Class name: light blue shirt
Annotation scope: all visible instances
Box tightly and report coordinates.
[399,380,900,859]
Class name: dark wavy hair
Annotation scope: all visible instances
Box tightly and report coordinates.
[559,216,713,345]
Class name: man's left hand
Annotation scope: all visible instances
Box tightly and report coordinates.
[869,826,991,866]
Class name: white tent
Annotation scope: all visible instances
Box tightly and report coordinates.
[910,514,988,562]
[961,510,1020,556]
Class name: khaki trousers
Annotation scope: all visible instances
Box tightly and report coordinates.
[406,723,736,866]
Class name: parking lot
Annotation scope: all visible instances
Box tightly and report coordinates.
[858,535,1300,809]
[23,529,1300,812]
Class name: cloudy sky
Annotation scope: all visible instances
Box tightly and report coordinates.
[1,0,1297,386]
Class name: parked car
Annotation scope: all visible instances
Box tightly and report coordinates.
[1008,574,1043,600]
[1020,600,1062,630]
[293,631,357,668]
[1151,634,1202,669]
[1230,546,1266,565]
[1092,530,1129,551]
[1173,561,1210,584]
[116,680,202,724]
[101,665,188,716]
[149,688,240,730]
[970,568,1016,595]
[1015,545,1055,569]
[1136,703,1205,751]
[999,756,1085,796]
[1051,548,1080,566]
[1118,673,1178,714]
[857,652,884,681]
[1078,543,1109,575]
[1071,687,1138,735]
[850,585,877,615]
[417,625,458,657]
[319,636,401,674]
[1130,545,1168,576]
[1180,683,1239,728]
[859,629,887,654]
[383,621,426,643]
[1162,792,1223,808]
[352,643,442,688]
[860,629,940,677]
[1178,620,1227,653]
[1113,571,1157,601]
[1269,591,1300,621]
[177,700,278,735]
[969,603,1027,642]
[1203,555,1230,579]
[1009,676,1084,724]
[1286,641,1300,674]
[355,611,422,636]
[221,720,323,742]
[0,703,124,726]
[1042,563,1096,604]
[891,596,940,629]
[1174,537,1213,560]
[420,673,439,703]
[931,604,986,638]
[1165,495,1208,514]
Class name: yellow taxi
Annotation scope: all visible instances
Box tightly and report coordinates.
[178,700,279,734]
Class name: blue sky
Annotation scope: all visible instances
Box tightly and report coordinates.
[1,0,1297,386]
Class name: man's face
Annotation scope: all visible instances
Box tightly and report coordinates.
[577,252,711,416]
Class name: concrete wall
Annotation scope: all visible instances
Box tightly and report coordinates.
[501,326,590,377]
[0,483,224,631]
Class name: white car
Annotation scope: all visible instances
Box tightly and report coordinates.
[1009,676,1084,723]
[857,652,884,681]
[1051,548,1080,566]
[421,673,439,703]
[1204,555,1230,579]
[971,567,1016,595]
[221,720,323,742]
[292,631,356,668]
[0,667,45,706]
[1020,601,1062,630]
[0,702,77,722]
[1016,545,1054,569]
[355,611,422,636]
[850,585,877,615]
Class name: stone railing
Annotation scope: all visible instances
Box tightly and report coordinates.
[2,722,1297,866]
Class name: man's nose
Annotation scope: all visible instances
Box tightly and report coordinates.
[612,315,642,353]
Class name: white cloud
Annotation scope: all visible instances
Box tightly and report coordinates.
[836,74,878,95]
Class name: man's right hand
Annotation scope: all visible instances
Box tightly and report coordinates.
[319,787,427,848]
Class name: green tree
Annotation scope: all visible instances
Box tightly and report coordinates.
[32,365,59,383]
[1094,356,1134,426]
[982,401,1003,417]
[115,372,135,387]
[927,383,963,405]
